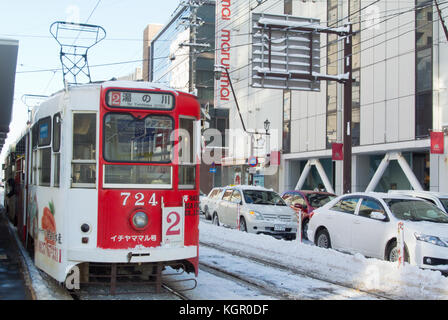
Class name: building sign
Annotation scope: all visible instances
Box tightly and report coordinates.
[251,13,321,91]
[430,132,444,154]
[215,0,232,104]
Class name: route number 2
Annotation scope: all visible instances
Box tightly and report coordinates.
[121,192,158,207]
[166,211,181,236]
[162,206,184,247]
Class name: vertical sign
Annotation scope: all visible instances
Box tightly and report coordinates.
[430,132,444,154]
[332,143,344,161]
[215,0,232,105]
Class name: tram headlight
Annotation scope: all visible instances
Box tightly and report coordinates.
[132,211,149,230]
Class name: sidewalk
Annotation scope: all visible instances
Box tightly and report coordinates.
[0,202,32,300]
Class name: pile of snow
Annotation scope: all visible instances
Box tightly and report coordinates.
[9,222,72,300]
[199,222,448,300]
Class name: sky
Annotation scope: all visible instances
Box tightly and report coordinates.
[0,0,181,164]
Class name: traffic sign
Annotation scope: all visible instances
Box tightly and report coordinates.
[248,156,258,167]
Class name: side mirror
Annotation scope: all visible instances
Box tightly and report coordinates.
[370,211,386,221]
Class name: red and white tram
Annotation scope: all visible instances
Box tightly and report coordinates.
[3,80,201,289]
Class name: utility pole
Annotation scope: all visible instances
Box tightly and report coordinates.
[343,24,353,194]
[179,0,209,95]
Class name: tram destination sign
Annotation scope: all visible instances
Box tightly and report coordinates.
[107,90,174,110]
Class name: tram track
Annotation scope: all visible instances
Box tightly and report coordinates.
[198,261,290,299]
[199,240,394,300]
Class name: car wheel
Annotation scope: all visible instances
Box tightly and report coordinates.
[212,213,220,226]
[386,240,409,263]
[315,228,331,249]
[302,219,309,241]
[205,207,211,220]
[239,217,247,232]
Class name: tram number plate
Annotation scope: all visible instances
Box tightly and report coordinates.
[274,224,286,231]
[162,206,185,247]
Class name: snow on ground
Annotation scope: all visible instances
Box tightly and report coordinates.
[199,221,448,300]
[199,245,382,300]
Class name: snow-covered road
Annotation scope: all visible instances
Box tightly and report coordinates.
[199,220,448,300]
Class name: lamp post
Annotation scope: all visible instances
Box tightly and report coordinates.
[215,65,272,185]
[264,119,270,161]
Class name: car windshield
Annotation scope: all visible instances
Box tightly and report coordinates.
[384,198,448,223]
[305,193,336,208]
[243,190,287,206]
[440,198,448,213]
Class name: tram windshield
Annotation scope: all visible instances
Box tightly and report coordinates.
[104,113,173,163]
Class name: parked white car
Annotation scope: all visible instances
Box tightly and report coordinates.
[388,190,448,213]
[307,192,448,271]
[200,187,224,220]
[212,185,298,240]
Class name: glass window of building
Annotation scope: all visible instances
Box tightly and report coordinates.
[284,0,292,15]
[326,0,339,149]
[349,0,361,147]
[415,0,433,138]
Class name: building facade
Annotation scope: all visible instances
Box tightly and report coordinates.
[214,0,448,194]
[148,0,229,193]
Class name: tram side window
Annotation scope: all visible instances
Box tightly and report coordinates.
[37,117,52,187]
[179,117,196,189]
[39,148,51,186]
[53,113,61,187]
[31,124,38,185]
[72,113,96,188]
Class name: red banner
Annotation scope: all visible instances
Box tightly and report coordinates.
[430,132,444,154]
[332,143,343,161]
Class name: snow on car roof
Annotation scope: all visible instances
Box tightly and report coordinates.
[347,191,425,201]
[389,190,448,199]
[224,185,275,192]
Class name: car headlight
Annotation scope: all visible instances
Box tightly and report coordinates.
[414,233,448,247]
[248,211,264,220]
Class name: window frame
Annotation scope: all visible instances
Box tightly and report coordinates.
[102,112,174,164]
[330,196,361,215]
[222,189,233,201]
[38,116,52,147]
[52,113,61,152]
[356,197,388,220]
[71,112,97,189]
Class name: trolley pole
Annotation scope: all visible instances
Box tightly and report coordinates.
[343,24,353,194]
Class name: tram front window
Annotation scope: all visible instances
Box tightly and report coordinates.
[103,114,173,188]
[104,114,173,163]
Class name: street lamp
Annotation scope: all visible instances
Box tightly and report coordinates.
[264,119,270,135]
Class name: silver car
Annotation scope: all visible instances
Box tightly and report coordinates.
[201,187,225,220]
[212,185,298,240]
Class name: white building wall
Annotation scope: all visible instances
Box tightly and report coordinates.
[215,0,448,193]
[433,3,448,192]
